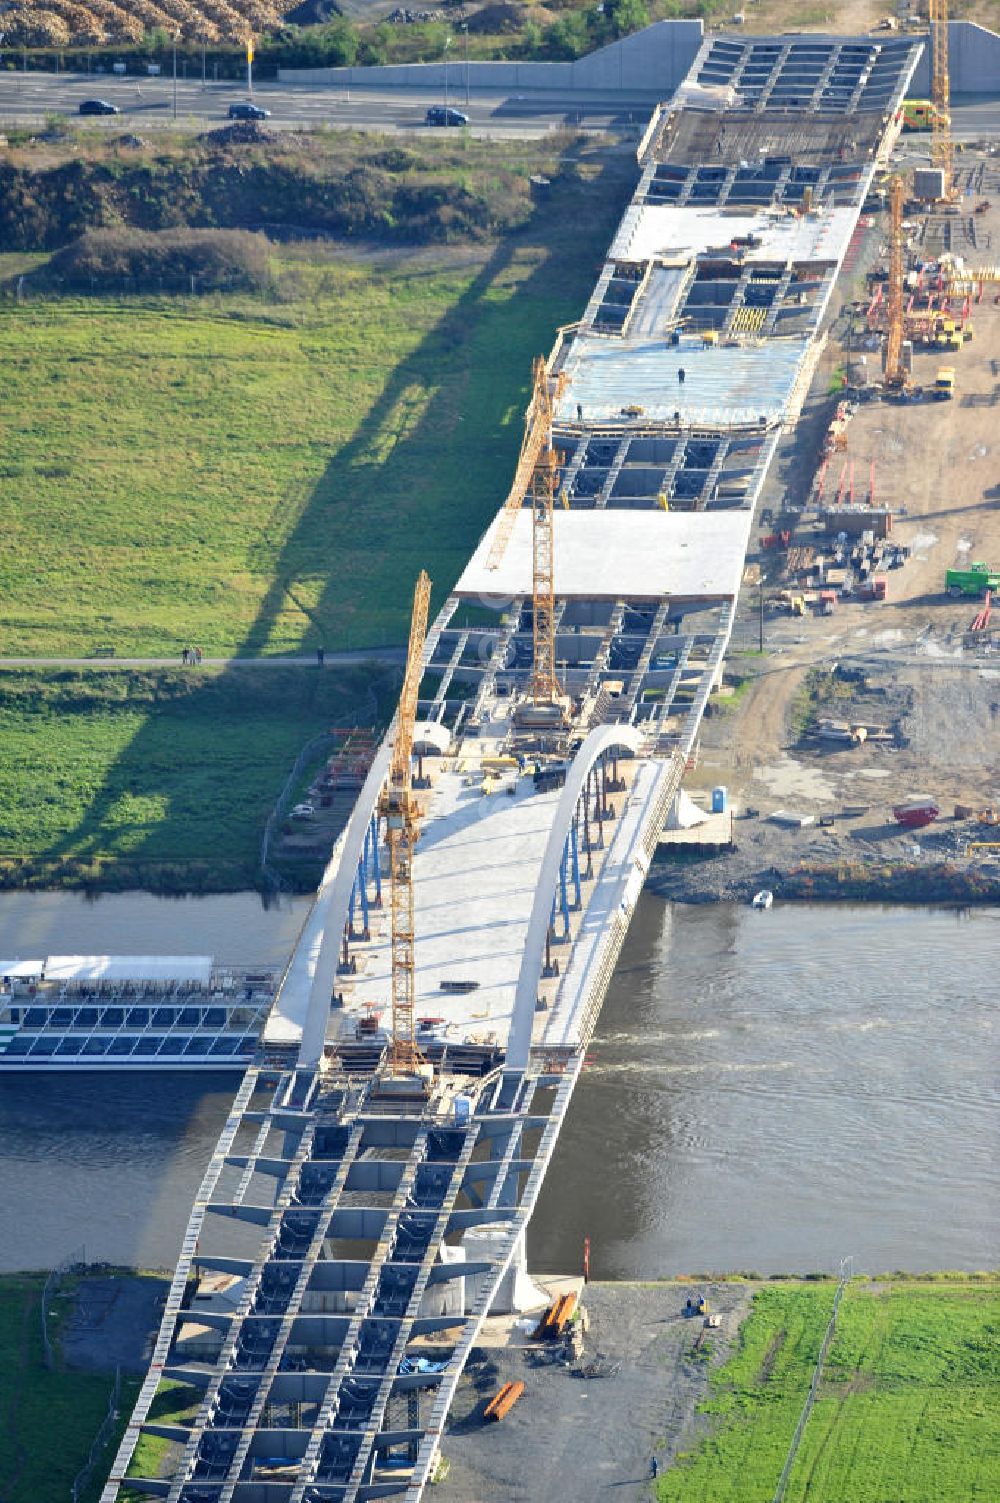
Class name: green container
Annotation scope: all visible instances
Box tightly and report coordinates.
[945,563,1000,596]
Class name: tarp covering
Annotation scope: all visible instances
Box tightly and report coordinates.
[43,955,213,985]
[0,960,45,979]
[666,790,709,830]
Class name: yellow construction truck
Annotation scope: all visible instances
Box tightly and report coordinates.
[934,366,956,400]
[902,98,949,131]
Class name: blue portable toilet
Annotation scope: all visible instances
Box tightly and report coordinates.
[454,1094,473,1126]
[711,785,728,814]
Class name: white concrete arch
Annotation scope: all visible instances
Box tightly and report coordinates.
[505,723,642,1071]
[268,741,391,1067]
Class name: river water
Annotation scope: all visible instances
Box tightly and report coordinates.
[0,892,995,1276]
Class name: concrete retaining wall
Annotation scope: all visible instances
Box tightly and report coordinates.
[278,18,1000,99]
[278,19,703,96]
[909,22,1000,96]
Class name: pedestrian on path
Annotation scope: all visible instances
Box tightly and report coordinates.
[194,646,203,665]
[182,647,190,666]
[317,646,325,668]
[649,1456,659,1479]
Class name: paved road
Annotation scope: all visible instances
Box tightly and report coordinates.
[0,71,997,140]
[0,71,658,138]
[0,650,405,669]
[949,92,1000,142]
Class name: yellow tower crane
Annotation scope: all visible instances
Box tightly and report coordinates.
[928,0,954,195]
[485,356,566,571]
[379,568,431,1078]
[529,428,565,706]
[884,174,907,390]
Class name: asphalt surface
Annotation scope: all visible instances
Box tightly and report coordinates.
[61,1274,169,1376]
[0,71,659,138]
[0,72,997,141]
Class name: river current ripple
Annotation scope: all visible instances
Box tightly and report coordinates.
[0,892,995,1274]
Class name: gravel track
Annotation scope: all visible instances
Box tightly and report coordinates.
[436,1281,753,1502]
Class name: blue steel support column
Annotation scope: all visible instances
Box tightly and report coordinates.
[543,896,559,975]
[369,814,382,906]
[348,873,359,939]
[357,856,370,940]
[558,841,571,940]
[569,818,582,909]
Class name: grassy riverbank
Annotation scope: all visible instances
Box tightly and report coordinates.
[2,1271,995,1502]
[0,1273,140,1503]
[0,666,391,891]
[657,1275,1000,1503]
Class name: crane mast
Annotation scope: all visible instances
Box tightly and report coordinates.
[929,0,953,194]
[380,569,431,1077]
[530,436,562,705]
[486,356,565,571]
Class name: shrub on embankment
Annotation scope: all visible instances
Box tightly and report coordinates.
[43,226,272,294]
[0,131,555,254]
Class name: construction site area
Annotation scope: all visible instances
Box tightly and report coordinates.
[656,153,1000,903]
[646,17,1000,905]
[95,10,999,1503]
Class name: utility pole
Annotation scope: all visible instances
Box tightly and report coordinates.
[202,41,206,90]
[758,582,764,653]
[884,175,905,389]
[247,34,254,98]
[443,35,451,114]
[172,32,178,120]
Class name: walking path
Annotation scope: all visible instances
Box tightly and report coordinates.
[0,650,405,669]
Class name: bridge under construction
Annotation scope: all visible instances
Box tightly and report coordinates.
[103,27,921,1503]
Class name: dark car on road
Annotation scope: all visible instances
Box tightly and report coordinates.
[425,106,469,127]
[228,102,271,121]
[79,99,120,116]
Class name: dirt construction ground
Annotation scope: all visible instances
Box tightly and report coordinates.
[435,1281,753,1503]
[676,146,1000,888]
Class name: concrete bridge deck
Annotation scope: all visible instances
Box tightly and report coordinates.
[102,27,921,1503]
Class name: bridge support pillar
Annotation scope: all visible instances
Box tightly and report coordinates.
[462,1226,545,1316]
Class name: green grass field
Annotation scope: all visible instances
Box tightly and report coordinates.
[0,149,630,660]
[119,1379,203,1500]
[658,1277,1000,1503]
[0,1274,140,1503]
[0,140,631,887]
[0,666,391,889]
